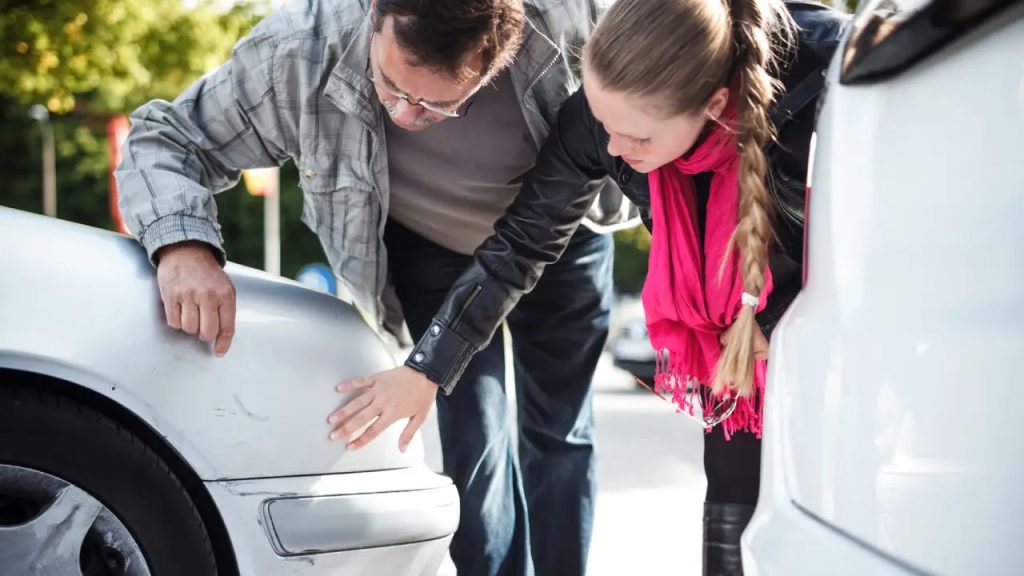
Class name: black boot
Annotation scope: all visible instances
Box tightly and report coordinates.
[703,501,755,576]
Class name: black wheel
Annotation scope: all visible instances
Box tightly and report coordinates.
[0,383,218,575]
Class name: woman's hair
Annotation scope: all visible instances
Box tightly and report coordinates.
[586,0,795,397]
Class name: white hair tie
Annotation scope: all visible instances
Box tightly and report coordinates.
[741,292,760,308]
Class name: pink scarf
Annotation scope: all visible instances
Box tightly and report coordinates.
[641,116,773,439]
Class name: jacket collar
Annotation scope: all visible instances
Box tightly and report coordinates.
[325,16,378,129]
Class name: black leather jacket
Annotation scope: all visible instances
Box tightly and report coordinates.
[407,2,848,393]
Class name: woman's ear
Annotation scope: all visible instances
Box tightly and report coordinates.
[706,87,730,120]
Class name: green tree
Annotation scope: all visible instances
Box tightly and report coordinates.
[822,0,862,13]
[0,1,326,278]
[613,225,651,294]
[0,0,265,114]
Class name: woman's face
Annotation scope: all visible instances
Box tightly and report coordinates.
[583,63,729,174]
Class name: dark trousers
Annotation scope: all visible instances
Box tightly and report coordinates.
[704,427,761,506]
[702,428,761,576]
[385,220,614,576]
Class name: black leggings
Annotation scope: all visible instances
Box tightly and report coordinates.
[704,427,761,506]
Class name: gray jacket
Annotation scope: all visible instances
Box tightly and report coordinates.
[116,0,632,389]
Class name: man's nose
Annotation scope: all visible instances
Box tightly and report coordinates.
[394,98,422,124]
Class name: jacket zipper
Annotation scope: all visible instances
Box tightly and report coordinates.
[451,285,483,330]
[525,52,559,95]
[325,90,389,327]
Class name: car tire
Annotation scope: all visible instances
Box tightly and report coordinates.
[0,382,219,575]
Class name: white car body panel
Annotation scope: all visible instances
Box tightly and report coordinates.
[0,208,459,574]
[0,208,421,480]
[746,3,1024,575]
[209,468,456,575]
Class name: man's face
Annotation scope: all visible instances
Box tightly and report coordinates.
[369,16,484,131]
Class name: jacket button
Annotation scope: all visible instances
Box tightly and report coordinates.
[618,170,632,185]
[304,169,315,179]
[430,325,441,336]
[413,352,425,363]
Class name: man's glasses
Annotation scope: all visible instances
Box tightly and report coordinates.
[634,376,739,429]
[367,67,477,118]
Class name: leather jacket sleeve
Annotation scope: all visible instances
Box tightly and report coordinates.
[405,89,612,394]
[405,0,844,389]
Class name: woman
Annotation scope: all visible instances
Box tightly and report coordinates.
[525,0,843,572]
[329,0,844,572]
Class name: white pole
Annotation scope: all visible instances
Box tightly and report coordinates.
[29,105,57,218]
[41,125,56,218]
[264,167,281,276]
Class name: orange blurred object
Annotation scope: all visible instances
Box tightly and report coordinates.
[242,167,280,197]
[107,115,131,234]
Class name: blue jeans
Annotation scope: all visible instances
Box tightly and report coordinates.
[385,220,613,576]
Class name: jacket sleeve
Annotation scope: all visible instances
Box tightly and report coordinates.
[114,29,293,266]
[405,89,609,394]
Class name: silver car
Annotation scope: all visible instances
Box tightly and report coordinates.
[0,207,458,575]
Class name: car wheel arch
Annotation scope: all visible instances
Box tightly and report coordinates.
[0,367,240,576]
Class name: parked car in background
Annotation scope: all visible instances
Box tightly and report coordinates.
[0,207,459,575]
[610,310,657,385]
[744,1,1024,574]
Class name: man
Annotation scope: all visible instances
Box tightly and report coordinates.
[115,1,633,575]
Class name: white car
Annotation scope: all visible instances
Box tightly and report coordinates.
[610,297,657,383]
[745,1,1023,575]
[0,207,458,575]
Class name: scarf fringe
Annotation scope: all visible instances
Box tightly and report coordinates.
[653,350,765,440]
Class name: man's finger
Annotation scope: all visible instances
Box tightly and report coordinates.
[180,301,200,335]
[198,298,219,343]
[348,414,393,451]
[214,297,236,357]
[336,377,376,393]
[164,298,182,330]
[327,392,374,427]
[398,413,426,453]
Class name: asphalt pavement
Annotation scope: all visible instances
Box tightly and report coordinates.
[423,350,707,575]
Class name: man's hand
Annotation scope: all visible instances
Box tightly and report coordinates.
[156,241,236,356]
[327,366,439,452]
[720,320,770,361]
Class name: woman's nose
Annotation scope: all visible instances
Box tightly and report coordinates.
[607,134,631,158]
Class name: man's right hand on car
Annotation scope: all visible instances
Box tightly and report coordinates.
[155,241,236,357]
